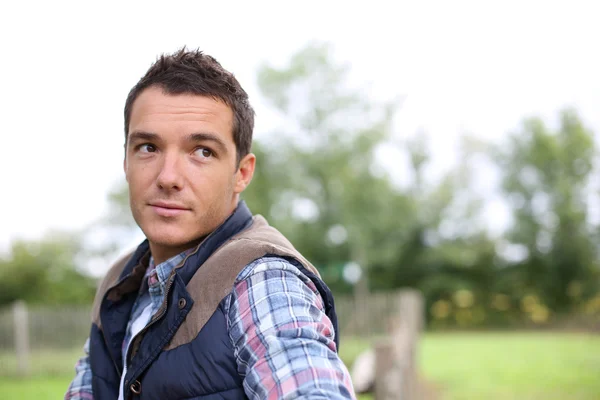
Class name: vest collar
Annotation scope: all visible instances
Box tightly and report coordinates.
[176,201,254,284]
[119,201,253,284]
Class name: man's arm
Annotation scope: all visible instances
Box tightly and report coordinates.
[227,257,356,399]
[64,337,94,400]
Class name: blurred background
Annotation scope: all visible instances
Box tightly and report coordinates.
[1,1,599,399]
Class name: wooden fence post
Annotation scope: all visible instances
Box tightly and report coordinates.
[13,300,30,376]
[399,290,424,399]
[374,289,424,400]
[375,337,403,400]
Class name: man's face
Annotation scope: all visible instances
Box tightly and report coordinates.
[125,86,255,260]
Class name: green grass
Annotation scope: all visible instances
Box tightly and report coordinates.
[341,332,600,400]
[0,348,81,400]
[420,332,600,399]
[0,347,82,377]
[1,333,599,399]
[0,377,72,400]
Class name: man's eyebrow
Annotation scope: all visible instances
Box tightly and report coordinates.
[187,133,228,154]
[128,131,159,143]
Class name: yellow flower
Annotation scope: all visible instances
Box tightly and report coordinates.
[491,294,511,311]
[520,294,539,313]
[530,304,550,323]
[453,289,474,308]
[431,300,451,319]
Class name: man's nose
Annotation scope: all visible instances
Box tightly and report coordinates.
[156,152,184,191]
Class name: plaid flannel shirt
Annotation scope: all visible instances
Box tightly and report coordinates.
[65,253,355,399]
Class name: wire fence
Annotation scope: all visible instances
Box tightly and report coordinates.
[0,291,404,352]
[0,304,90,351]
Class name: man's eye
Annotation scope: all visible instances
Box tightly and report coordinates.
[139,144,156,153]
[195,147,213,159]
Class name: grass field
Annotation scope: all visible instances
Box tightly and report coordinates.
[1,332,599,399]
[419,332,600,399]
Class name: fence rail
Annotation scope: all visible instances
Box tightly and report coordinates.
[0,303,91,351]
[336,291,406,337]
[1,290,423,399]
[0,291,404,352]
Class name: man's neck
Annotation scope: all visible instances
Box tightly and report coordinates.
[150,240,203,266]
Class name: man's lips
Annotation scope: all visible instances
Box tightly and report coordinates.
[148,201,190,217]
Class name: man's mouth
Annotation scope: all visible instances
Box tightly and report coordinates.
[148,201,190,217]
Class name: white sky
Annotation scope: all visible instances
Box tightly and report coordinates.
[1,0,599,253]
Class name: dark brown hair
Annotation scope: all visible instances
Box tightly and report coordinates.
[124,48,255,163]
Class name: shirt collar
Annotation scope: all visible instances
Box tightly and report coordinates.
[145,247,196,288]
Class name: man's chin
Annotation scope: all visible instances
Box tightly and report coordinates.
[147,235,189,247]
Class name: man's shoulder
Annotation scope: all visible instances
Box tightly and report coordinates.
[233,256,314,287]
[234,215,294,249]
[220,215,321,279]
[90,249,136,326]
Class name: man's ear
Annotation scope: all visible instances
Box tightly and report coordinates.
[234,153,256,194]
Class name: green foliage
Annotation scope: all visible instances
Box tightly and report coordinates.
[495,109,600,311]
[0,233,96,307]
[248,43,478,297]
[248,43,600,322]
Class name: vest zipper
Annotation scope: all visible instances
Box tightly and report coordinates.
[124,243,203,364]
[124,270,175,364]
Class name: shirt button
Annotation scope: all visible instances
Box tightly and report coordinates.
[130,380,141,394]
[178,298,187,309]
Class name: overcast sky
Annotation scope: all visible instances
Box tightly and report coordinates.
[1,0,599,253]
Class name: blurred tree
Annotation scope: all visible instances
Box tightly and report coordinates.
[249,42,411,297]
[494,109,600,311]
[377,133,501,326]
[249,43,496,309]
[0,232,97,306]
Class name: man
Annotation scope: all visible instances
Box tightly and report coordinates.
[65,48,355,400]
